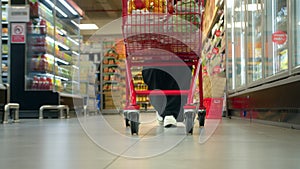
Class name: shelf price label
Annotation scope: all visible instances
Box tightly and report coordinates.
[215,30,222,37]
[11,23,26,44]
[212,47,219,54]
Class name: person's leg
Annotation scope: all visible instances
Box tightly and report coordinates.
[160,66,192,121]
[142,68,167,117]
[142,66,192,121]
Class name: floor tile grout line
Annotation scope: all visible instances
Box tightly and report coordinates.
[103,122,157,169]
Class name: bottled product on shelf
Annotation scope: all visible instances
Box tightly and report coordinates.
[132,71,151,110]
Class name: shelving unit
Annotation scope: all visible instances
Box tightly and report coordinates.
[1,0,8,84]
[201,0,226,117]
[79,53,99,114]
[131,67,153,111]
[100,38,126,113]
[202,0,225,76]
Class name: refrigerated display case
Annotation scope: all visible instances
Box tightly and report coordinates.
[9,0,84,117]
[0,0,8,118]
[26,1,80,94]
[264,0,288,76]
[292,0,300,70]
[1,0,8,84]
[247,0,263,83]
[225,0,300,126]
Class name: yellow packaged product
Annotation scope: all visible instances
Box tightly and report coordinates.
[128,0,136,14]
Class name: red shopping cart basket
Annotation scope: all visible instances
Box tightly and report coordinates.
[121,0,206,135]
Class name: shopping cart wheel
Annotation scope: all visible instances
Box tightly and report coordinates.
[198,109,206,127]
[128,111,139,135]
[123,111,130,127]
[185,111,195,135]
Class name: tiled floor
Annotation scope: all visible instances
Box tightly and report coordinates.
[1,113,300,169]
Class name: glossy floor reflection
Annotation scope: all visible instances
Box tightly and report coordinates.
[1,113,300,169]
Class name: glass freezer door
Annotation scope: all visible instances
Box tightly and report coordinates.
[264,0,288,77]
[247,0,263,83]
[234,0,247,88]
[292,0,300,68]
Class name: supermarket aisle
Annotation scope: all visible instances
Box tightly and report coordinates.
[1,114,300,169]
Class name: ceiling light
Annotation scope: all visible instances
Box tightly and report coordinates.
[59,0,78,15]
[55,6,68,17]
[298,21,300,26]
[79,24,99,30]
[45,0,68,17]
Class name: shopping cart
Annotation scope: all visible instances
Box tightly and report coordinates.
[122,0,206,135]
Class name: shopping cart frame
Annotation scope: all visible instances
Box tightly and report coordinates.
[121,0,206,135]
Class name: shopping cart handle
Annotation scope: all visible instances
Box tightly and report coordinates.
[136,90,189,96]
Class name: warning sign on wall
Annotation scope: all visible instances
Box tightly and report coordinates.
[11,23,26,44]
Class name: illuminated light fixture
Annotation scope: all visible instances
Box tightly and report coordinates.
[68,37,80,46]
[235,4,262,11]
[72,51,79,56]
[56,41,70,50]
[55,58,69,65]
[59,0,78,15]
[79,24,99,30]
[45,36,70,50]
[45,36,54,43]
[298,22,300,26]
[72,65,79,69]
[40,3,52,14]
[227,22,248,28]
[45,54,69,65]
[45,0,68,17]
[71,20,79,27]
[71,20,98,30]
[56,29,65,35]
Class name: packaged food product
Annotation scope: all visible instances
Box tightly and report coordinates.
[128,0,167,14]
[40,19,47,34]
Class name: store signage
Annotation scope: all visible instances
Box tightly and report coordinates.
[272,31,287,45]
[212,47,219,54]
[11,23,26,43]
[7,5,30,22]
[215,30,222,37]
